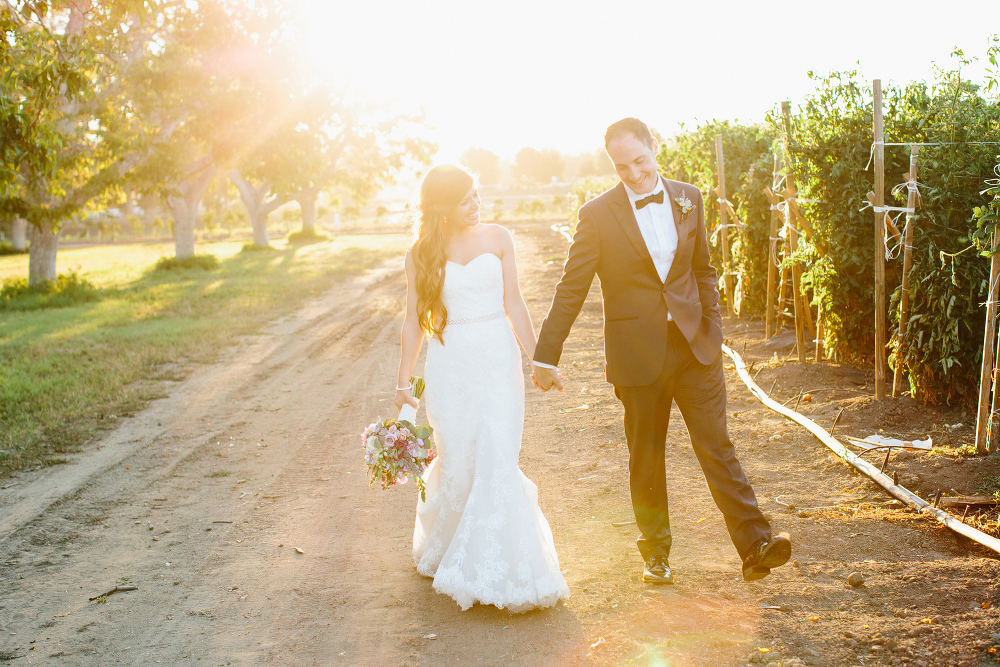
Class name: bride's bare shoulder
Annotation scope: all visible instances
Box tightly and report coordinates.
[482,223,513,243]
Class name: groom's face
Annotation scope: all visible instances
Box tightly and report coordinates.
[606,132,660,195]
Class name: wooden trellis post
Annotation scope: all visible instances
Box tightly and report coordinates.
[765,152,782,339]
[976,225,1000,453]
[776,266,790,333]
[781,102,806,362]
[815,302,823,361]
[786,180,807,362]
[715,134,735,317]
[893,146,919,397]
[873,79,887,399]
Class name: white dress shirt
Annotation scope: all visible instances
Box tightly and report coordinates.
[533,176,678,371]
[623,176,678,283]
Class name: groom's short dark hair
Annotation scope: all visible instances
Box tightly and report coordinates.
[605,118,655,151]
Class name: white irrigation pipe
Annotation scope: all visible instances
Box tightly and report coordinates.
[723,345,1000,556]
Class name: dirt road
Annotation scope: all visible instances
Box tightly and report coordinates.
[1,223,998,666]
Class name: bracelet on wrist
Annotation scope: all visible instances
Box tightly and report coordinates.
[395,385,411,391]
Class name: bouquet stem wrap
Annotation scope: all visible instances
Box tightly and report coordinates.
[397,376,425,423]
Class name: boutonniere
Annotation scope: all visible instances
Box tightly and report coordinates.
[674,194,694,220]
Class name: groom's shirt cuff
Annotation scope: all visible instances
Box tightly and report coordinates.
[532,361,557,370]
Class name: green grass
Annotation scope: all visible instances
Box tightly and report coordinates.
[1,271,102,311]
[0,235,408,477]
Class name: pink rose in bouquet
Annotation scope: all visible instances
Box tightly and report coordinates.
[361,377,435,501]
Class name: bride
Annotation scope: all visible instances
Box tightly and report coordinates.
[393,164,570,612]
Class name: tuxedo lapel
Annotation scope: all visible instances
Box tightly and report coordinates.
[662,179,691,283]
[609,182,660,281]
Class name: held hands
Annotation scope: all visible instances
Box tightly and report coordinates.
[530,363,564,392]
[394,387,418,412]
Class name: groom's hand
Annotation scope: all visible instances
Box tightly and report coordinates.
[531,364,563,392]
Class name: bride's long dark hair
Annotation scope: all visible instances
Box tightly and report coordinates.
[411,164,475,342]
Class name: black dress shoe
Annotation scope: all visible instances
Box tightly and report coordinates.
[742,532,791,581]
[643,555,674,584]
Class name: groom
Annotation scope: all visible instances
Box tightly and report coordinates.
[531,118,790,584]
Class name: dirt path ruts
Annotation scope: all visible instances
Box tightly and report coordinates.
[1,224,999,667]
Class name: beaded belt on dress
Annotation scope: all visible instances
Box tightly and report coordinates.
[449,311,506,325]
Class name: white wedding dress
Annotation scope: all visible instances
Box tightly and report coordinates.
[413,252,570,612]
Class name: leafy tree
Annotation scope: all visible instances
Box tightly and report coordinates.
[1,1,178,284]
[125,0,249,258]
[568,149,616,180]
[512,147,565,186]
[219,34,433,247]
[461,147,501,185]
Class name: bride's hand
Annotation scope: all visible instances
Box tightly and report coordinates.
[394,388,418,411]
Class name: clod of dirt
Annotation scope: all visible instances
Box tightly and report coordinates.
[848,572,865,587]
[797,509,812,518]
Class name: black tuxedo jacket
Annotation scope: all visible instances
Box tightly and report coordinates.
[534,177,723,387]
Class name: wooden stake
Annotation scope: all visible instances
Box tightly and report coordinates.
[873,79,887,399]
[715,134,735,317]
[765,154,782,338]
[976,224,1000,453]
[893,146,920,397]
[780,102,806,361]
[788,201,806,362]
[815,299,824,361]
[988,326,1000,452]
[777,265,790,333]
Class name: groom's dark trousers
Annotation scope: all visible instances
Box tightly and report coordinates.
[615,320,767,560]
[535,177,771,562]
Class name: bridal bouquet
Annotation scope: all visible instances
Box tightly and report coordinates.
[361,377,435,501]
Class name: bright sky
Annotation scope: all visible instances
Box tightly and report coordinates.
[298,0,998,164]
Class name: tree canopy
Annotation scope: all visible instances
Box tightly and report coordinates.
[1,0,434,278]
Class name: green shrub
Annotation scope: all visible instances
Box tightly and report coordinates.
[0,241,28,256]
[240,242,276,253]
[153,254,220,271]
[0,272,102,311]
[650,52,1000,407]
[287,229,328,244]
[657,120,775,317]
[788,67,1000,405]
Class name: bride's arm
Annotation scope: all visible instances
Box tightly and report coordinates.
[395,249,422,411]
[497,226,537,360]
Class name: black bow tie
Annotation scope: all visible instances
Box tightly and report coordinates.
[635,191,664,210]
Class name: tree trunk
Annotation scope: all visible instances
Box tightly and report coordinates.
[168,196,197,259]
[231,170,283,248]
[28,225,59,285]
[11,217,28,250]
[250,210,270,246]
[297,190,318,233]
[167,165,216,259]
